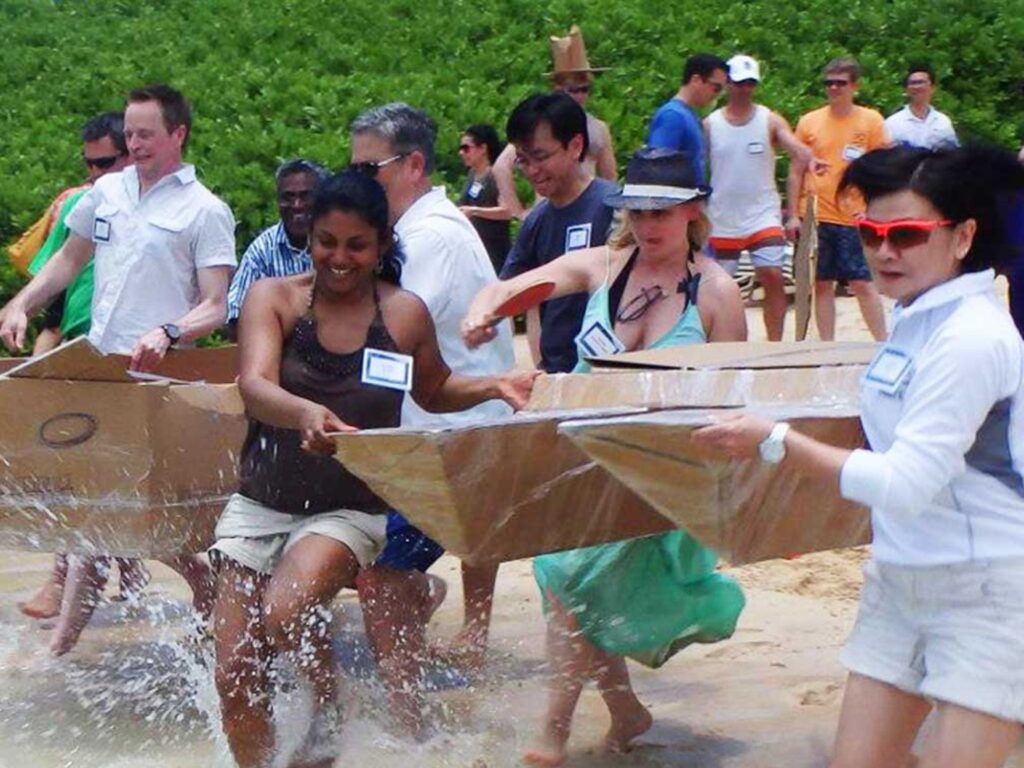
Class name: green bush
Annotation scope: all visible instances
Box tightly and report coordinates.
[1,0,1022,312]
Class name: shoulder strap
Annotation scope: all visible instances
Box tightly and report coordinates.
[608,248,640,320]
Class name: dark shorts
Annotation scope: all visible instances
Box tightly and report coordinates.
[43,291,66,330]
[817,223,872,282]
[374,511,444,573]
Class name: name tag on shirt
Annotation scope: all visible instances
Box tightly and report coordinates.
[468,181,483,198]
[362,348,413,392]
[565,223,593,252]
[842,144,866,162]
[747,141,766,155]
[93,218,111,242]
[864,345,913,397]
[575,320,625,358]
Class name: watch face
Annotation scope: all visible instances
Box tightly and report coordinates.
[163,323,181,342]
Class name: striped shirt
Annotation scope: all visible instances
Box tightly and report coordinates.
[227,221,311,321]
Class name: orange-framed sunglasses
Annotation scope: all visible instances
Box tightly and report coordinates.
[855,217,953,250]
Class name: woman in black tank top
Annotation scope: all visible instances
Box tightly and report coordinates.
[213,171,537,767]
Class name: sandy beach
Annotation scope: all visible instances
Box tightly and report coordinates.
[1,289,1021,767]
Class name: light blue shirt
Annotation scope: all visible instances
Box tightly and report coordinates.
[647,98,706,182]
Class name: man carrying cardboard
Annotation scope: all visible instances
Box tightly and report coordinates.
[787,57,889,341]
[493,24,617,220]
[647,53,728,182]
[705,55,822,341]
[0,83,237,655]
[349,101,516,733]
[226,158,327,330]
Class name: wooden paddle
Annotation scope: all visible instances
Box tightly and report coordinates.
[488,280,556,325]
[793,196,817,341]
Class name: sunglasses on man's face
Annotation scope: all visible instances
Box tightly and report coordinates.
[565,84,591,95]
[856,217,953,250]
[83,154,121,170]
[824,79,851,89]
[458,144,475,153]
[347,153,406,177]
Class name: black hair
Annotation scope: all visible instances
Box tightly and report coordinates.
[839,144,1024,274]
[275,158,328,186]
[308,170,404,285]
[506,93,589,161]
[683,53,728,84]
[463,124,503,165]
[904,63,936,86]
[81,112,126,155]
[128,83,192,150]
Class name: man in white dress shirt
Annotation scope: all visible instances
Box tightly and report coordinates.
[885,64,958,150]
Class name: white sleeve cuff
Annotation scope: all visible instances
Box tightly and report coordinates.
[840,448,891,509]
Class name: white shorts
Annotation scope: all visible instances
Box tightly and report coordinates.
[748,244,787,269]
[841,557,1024,723]
[209,493,388,575]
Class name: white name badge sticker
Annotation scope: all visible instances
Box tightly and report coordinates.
[565,222,593,252]
[865,346,913,397]
[575,320,625,358]
[842,144,866,162]
[362,348,413,392]
[468,181,483,198]
[747,141,766,155]
[93,218,111,242]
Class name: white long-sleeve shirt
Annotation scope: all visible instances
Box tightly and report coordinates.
[840,269,1024,565]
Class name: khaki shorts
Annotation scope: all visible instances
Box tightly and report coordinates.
[841,557,1024,723]
[209,493,388,575]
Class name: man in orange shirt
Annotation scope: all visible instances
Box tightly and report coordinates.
[787,57,889,341]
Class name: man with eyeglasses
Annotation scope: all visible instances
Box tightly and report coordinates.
[647,53,728,183]
[348,102,515,734]
[787,57,889,342]
[226,158,327,333]
[885,64,958,150]
[704,55,824,341]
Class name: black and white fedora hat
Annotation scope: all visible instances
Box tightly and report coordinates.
[604,147,711,210]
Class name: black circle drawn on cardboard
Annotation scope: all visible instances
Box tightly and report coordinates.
[39,412,98,449]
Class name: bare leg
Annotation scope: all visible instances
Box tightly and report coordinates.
[449,560,498,669]
[814,280,837,341]
[755,266,787,341]
[829,673,931,768]
[849,279,888,341]
[213,558,274,768]
[114,558,150,601]
[523,596,588,767]
[595,655,652,753]
[32,327,63,355]
[357,565,434,738]
[917,700,1021,768]
[49,555,110,656]
[263,535,360,768]
[19,553,68,619]
[160,554,216,622]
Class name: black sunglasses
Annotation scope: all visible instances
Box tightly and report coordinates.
[83,155,122,170]
[347,153,407,177]
[565,84,591,95]
[458,144,474,152]
[824,78,851,88]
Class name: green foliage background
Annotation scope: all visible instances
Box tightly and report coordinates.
[2,0,1023,306]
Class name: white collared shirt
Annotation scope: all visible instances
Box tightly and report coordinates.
[66,165,236,354]
[884,105,959,150]
[395,186,515,427]
[840,270,1024,565]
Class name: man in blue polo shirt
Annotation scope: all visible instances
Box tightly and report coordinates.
[647,53,728,182]
[500,92,618,373]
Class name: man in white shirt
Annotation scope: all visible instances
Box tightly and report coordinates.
[349,102,515,733]
[0,84,237,655]
[885,64,958,150]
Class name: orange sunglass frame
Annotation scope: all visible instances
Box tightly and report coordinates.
[855,217,953,250]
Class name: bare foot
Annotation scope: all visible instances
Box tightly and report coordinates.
[434,624,487,672]
[523,725,568,766]
[604,701,653,754]
[113,559,150,602]
[18,578,64,619]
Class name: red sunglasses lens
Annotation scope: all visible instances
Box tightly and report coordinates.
[887,226,932,249]
[857,223,884,249]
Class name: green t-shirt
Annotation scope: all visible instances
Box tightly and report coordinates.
[28,188,92,339]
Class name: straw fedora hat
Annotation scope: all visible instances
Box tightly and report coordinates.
[545,24,610,77]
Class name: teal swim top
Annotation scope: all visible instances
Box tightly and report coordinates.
[573,247,705,373]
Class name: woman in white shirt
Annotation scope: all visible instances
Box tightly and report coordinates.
[693,144,1024,768]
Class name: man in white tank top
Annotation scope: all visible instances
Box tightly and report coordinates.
[705,55,822,340]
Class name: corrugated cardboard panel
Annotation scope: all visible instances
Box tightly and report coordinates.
[586,340,878,370]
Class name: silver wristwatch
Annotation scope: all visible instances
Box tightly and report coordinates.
[758,422,790,464]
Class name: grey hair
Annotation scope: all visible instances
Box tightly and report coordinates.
[275,158,328,186]
[350,102,437,173]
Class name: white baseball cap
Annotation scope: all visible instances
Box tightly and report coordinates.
[727,54,761,83]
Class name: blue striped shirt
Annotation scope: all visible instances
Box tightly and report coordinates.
[227,221,312,321]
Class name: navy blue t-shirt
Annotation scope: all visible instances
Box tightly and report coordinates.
[500,178,618,373]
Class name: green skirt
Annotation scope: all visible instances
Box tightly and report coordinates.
[534,531,745,668]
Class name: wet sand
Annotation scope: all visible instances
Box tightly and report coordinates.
[2,292,1022,767]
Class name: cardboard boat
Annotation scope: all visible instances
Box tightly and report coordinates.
[559,407,870,565]
[0,338,245,556]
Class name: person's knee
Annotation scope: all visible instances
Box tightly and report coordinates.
[756,267,786,290]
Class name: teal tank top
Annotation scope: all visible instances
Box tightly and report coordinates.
[573,248,706,373]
